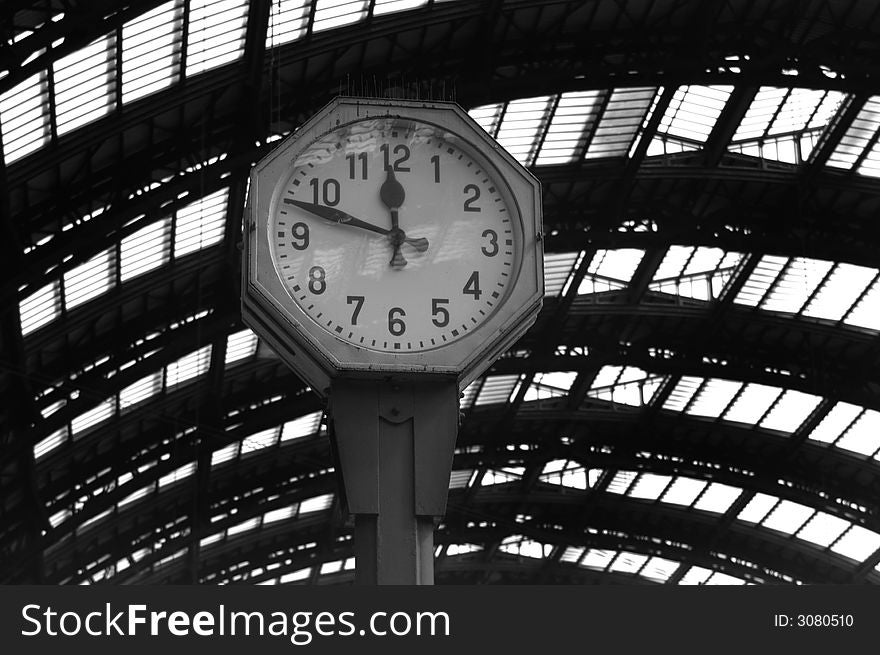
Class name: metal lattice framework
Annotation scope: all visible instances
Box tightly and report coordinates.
[2,0,880,586]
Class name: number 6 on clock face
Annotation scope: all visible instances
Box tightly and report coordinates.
[267,115,522,354]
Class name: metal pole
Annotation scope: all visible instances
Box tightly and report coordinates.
[330,378,459,585]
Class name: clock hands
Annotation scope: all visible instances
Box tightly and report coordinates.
[283,198,428,252]
[380,169,408,268]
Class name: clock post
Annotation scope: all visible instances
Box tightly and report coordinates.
[242,97,543,584]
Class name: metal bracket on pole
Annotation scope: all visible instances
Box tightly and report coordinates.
[329,378,459,585]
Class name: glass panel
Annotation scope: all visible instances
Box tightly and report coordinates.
[495,96,553,166]
[63,249,113,310]
[120,218,171,282]
[19,281,60,336]
[535,90,603,165]
[174,188,227,257]
[0,71,49,164]
[267,0,311,46]
[186,0,249,76]
[53,35,115,135]
[312,0,369,32]
[122,1,183,103]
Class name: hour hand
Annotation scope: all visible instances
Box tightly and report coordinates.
[284,198,388,236]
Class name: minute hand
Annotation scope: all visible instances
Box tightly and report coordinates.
[284,198,428,252]
[284,198,389,236]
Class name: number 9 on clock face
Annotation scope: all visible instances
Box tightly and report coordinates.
[268,116,523,354]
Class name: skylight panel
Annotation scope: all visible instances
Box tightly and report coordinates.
[165,344,212,387]
[834,409,880,456]
[830,526,880,561]
[211,442,239,466]
[662,376,704,412]
[71,398,116,437]
[158,462,196,488]
[0,71,49,164]
[586,248,644,283]
[586,87,655,159]
[119,484,153,508]
[704,571,747,585]
[119,372,162,410]
[495,96,553,165]
[19,281,60,336]
[653,246,695,280]
[34,428,67,460]
[857,136,880,177]
[535,90,603,165]
[474,375,520,406]
[524,371,577,401]
[591,365,623,389]
[280,410,322,441]
[299,493,333,514]
[658,85,734,143]
[241,427,279,453]
[641,556,679,583]
[662,477,707,506]
[722,383,782,425]
[468,103,503,137]
[227,517,260,537]
[806,402,861,444]
[796,512,850,548]
[63,249,113,310]
[733,255,787,307]
[678,566,713,585]
[225,328,259,365]
[120,218,171,282]
[481,467,524,485]
[448,469,475,489]
[827,96,880,171]
[693,482,741,513]
[543,251,580,296]
[186,0,249,76]
[607,470,637,495]
[769,88,842,136]
[374,0,428,15]
[174,188,227,257]
[733,87,788,140]
[843,276,880,330]
[761,500,813,535]
[560,546,585,563]
[312,0,369,32]
[760,257,833,314]
[609,551,648,574]
[581,549,616,570]
[267,0,311,47]
[759,390,822,433]
[628,473,672,500]
[53,35,115,136]
[264,504,297,524]
[686,378,742,418]
[122,1,183,103]
[802,263,876,322]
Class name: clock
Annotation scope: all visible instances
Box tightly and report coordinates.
[243,98,543,393]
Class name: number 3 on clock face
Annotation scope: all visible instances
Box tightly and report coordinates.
[268,116,522,354]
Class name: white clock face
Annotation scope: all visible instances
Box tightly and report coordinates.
[268,116,521,353]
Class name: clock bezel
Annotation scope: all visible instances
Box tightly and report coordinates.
[243,97,543,392]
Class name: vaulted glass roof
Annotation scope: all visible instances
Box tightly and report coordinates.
[3,0,880,588]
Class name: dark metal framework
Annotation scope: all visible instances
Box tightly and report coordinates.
[1,0,880,585]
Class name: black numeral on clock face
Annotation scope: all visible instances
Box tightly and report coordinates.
[346,152,368,180]
[431,298,449,327]
[463,271,482,300]
[347,295,364,325]
[381,144,411,172]
[430,154,440,183]
[388,307,406,336]
[463,184,481,212]
[481,229,498,257]
[308,266,326,294]
[290,222,309,250]
[310,178,340,206]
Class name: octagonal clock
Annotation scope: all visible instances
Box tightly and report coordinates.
[242,97,543,394]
